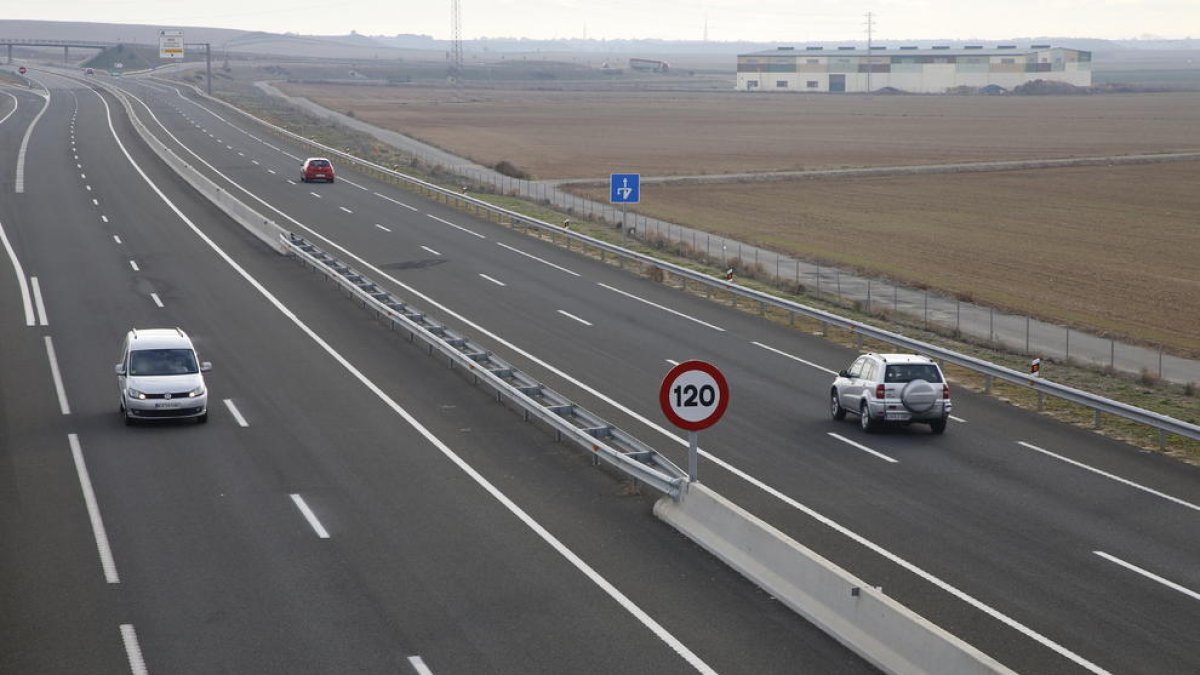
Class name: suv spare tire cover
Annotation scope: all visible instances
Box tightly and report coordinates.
[900,379,938,413]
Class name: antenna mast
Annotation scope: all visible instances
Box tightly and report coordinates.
[864,11,875,93]
[450,0,464,85]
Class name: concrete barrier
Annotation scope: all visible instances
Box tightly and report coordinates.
[655,484,1016,675]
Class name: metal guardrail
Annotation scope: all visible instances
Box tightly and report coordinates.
[282,233,689,498]
[161,79,1200,446]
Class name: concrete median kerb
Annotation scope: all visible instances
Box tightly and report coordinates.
[654,483,1016,675]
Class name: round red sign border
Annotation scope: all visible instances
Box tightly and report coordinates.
[659,360,730,431]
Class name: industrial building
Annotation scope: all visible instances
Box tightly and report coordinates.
[736,45,1092,93]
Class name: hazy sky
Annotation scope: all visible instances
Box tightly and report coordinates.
[10,1,1199,42]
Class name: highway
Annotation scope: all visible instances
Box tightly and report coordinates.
[2,68,1198,674]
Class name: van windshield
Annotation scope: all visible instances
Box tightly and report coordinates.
[129,349,198,376]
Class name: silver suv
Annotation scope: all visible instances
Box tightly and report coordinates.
[115,328,211,425]
[830,353,951,434]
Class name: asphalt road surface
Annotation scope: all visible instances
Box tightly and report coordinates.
[1,68,1197,674]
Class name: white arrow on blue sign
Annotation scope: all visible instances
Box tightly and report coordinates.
[609,173,641,204]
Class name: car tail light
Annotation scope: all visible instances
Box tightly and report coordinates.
[943,384,951,399]
[875,384,885,399]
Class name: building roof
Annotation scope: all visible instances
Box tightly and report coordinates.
[739,46,1080,58]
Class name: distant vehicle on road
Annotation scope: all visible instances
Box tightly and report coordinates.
[830,353,951,433]
[84,67,94,75]
[115,328,211,425]
[301,157,335,183]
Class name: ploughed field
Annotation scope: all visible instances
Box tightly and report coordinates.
[277,83,1200,356]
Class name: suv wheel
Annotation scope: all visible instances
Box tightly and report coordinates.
[859,401,876,433]
[830,389,846,420]
[930,418,947,434]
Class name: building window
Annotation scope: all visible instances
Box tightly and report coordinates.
[776,80,789,88]
[807,80,819,88]
[1001,58,1015,64]
[806,59,819,64]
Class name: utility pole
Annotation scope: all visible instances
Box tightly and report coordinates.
[864,11,875,94]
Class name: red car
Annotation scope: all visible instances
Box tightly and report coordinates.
[300,157,335,183]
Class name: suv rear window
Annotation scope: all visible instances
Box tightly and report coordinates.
[884,364,942,383]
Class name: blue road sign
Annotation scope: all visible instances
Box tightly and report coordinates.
[610,173,641,204]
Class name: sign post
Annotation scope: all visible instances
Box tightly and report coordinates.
[609,173,640,235]
[659,360,729,482]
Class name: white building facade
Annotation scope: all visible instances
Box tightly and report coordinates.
[736,45,1092,93]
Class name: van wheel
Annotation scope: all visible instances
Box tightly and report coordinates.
[859,402,876,433]
[122,406,135,426]
[197,412,208,424]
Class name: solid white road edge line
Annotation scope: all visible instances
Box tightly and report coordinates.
[1018,441,1199,512]
[120,624,148,675]
[223,399,249,427]
[598,282,724,332]
[15,78,50,194]
[0,217,35,325]
[427,214,486,239]
[408,656,434,675]
[557,310,593,326]
[479,273,506,287]
[69,434,119,583]
[827,432,899,463]
[375,192,418,210]
[120,84,1103,671]
[1093,551,1200,602]
[496,241,581,277]
[45,336,70,414]
[104,87,718,675]
[0,90,17,126]
[30,276,48,326]
[290,494,330,539]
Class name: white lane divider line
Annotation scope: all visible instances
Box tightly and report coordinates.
[85,185,92,191]
[251,159,260,165]
[120,624,147,675]
[113,235,122,244]
[427,214,485,239]
[408,656,434,675]
[150,293,164,308]
[92,198,99,206]
[0,217,34,326]
[479,273,506,287]
[375,224,391,232]
[374,192,418,210]
[267,169,277,175]
[129,260,140,272]
[101,215,109,223]
[15,86,49,193]
[1017,441,1200,512]
[309,191,321,199]
[30,276,48,326]
[828,432,898,463]
[950,415,967,423]
[557,310,593,327]
[496,241,580,277]
[1094,551,1200,602]
[597,282,725,332]
[223,399,248,427]
[43,335,70,413]
[339,206,353,214]
[237,151,244,157]
[751,341,837,375]
[80,172,86,179]
[666,359,680,366]
[421,246,441,256]
[290,494,330,539]
[68,434,119,583]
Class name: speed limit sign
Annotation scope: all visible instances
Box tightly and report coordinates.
[660,360,729,482]
[660,360,729,431]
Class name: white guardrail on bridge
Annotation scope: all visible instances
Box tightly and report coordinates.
[164,77,1200,447]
